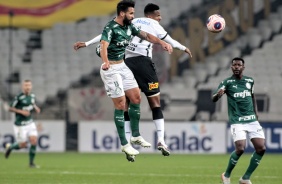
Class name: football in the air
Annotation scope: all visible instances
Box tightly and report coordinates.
[206,14,225,33]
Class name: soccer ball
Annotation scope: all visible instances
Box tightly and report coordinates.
[206,14,225,33]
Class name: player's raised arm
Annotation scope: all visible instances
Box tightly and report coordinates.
[137,30,173,54]
[163,35,192,58]
[73,34,102,50]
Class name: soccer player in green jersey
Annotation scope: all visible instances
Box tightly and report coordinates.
[212,57,266,184]
[5,80,41,168]
[75,0,172,162]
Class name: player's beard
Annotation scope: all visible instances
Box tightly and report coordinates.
[123,16,132,25]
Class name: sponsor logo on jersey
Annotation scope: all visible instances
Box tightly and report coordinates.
[148,82,159,90]
[227,79,235,83]
[233,90,251,98]
[238,114,256,121]
[245,78,253,82]
[136,19,150,26]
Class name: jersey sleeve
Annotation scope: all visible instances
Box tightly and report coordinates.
[10,96,18,107]
[213,79,227,94]
[251,79,255,94]
[153,22,167,39]
[101,25,113,43]
[131,23,141,36]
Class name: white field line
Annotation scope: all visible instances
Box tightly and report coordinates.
[0,171,280,179]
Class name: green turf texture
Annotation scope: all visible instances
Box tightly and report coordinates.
[0,153,281,184]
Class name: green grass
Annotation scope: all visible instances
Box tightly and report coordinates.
[0,152,281,184]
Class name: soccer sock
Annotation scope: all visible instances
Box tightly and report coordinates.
[128,103,140,137]
[10,142,20,150]
[29,145,36,165]
[242,151,264,180]
[224,151,241,178]
[152,107,165,143]
[124,111,131,143]
[114,109,128,146]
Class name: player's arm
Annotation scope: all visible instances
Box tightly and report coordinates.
[137,30,173,54]
[9,97,30,116]
[100,40,110,70]
[252,94,259,120]
[33,104,41,114]
[212,89,225,102]
[163,35,192,58]
[73,35,102,50]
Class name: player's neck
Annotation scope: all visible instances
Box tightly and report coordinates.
[114,17,124,26]
[233,74,243,80]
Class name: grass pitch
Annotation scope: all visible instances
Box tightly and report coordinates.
[0,152,281,184]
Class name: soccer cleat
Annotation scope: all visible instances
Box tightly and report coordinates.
[29,163,40,168]
[221,172,231,184]
[239,177,252,184]
[157,142,170,156]
[5,143,12,159]
[124,152,136,162]
[130,136,151,148]
[121,143,139,156]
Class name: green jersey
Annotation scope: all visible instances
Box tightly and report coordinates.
[10,93,36,126]
[214,75,257,124]
[98,20,141,61]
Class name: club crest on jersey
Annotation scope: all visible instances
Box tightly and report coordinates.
[127,28,132,36]
[246,82,251,89]
[148,82,159,90]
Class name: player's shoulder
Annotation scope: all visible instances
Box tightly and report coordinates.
[30,93,36,98]
[243,75,254,83]
[104,20,118,29]
[16,92,25,99]
[222,76,235,83]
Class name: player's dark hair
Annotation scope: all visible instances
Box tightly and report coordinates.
[24,79,31,83]
[117,0,135,15]
[232,57,245,64]
[144,3,159,15]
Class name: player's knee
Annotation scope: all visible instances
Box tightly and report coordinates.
[19,142,28,148]
[256,145,266,156]
[235,149,244,156]
[130,95,141,104]
[152,107,163,120]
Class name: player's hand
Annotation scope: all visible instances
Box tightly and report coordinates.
[21,110,30,117]
[161,42,173,54]
[217,89,225,97]
[185,48,192,58]
[73,42,86,51]
[102,62,110,70]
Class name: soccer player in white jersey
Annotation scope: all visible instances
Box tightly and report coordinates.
[74,3,191,157]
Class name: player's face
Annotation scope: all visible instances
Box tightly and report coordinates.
[22,81,32,94]
[123,7,135,25]
[148,10,162,22]
[231,60,244,76]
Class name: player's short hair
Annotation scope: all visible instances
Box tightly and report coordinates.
[232,57,245,64]
[144,3,160,15]
[117,0,135,15]
[23,79,32,83]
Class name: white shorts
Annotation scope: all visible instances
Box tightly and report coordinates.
[13,122,38,143]
[100,62,138,98]
[230,121,265,142]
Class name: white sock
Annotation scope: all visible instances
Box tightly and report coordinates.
[153,119,165,143]
[124,120,131,143]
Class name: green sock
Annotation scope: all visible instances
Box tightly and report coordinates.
[114,109,128,146]
[242,152,263,180]
[224,151,241,178]
[29,145,36,165]
[128,103,140,137]
[10,142,20,150]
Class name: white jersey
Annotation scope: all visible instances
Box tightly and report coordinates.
[125,17,167,58]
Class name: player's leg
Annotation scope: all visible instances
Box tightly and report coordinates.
[122,62,151,148]
[146,93,170,156]
[27,123,39,168]
[222,124,247,183]
[100,65,139,158]
[5,125,28,158]
[240,122,265,183]
[124,97,131,143]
